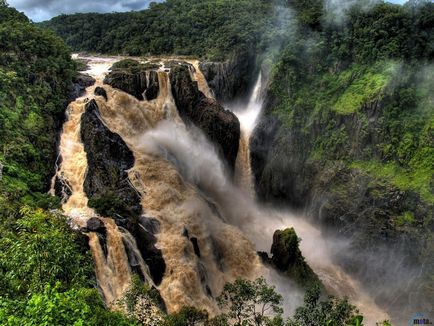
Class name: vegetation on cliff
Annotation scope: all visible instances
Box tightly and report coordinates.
[0,3,134,324]
[253,0,434,320]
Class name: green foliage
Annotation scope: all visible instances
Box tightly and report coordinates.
[333,63,396,115]
[268,1,434,207]
[287,284,358,326]
[0,206,93,297]
[0,5,136,325]
[351,160,434,204]
[88,192,133,218]
[163,306,208,326]
[217,277,284,326]
[0,284,136,325]
[121,275,156,311]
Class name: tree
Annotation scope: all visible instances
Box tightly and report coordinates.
[217,277,284,326]
[286,284,358,326]
[163,306,208,326]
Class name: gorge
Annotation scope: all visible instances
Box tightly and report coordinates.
[53,54,391,324]
[1,1,433,325]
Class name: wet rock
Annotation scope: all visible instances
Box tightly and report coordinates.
[139,216,161,234]
[81,101,166,284]
[135,217,166,285]
[190,237,201,257]
[257,251,271,264]
[97,232,108,258]
[104,69,147,100]
[86,217,106,232]
[271,228,321,288]
[199,51,257,102]
[80,99,142,220]
[169,65,240,171]
[94,87,108,100]
[54,176,72,202]
[144,70,159,101]
[70,73,95,101]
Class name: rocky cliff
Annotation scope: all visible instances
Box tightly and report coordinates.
[80,98,166,285]
[169,65,241,171]
[200,51,257,103]
[250,62,434,318]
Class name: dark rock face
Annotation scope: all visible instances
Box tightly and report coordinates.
[104,69,147,100]
[199,51,257,102]
[80,100,166,285]
[270,228,320,288]
[251,90,434,319]
[190,237,201,258]
[86,217,106,232]
[81,99,142,219]
[144,71,159,101]
[94,87,108,101]
[70,73,95,101]
[54,175,72,203]
[135,217,166,285]
[169,65,240,171]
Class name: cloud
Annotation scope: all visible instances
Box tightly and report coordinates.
[7,0,164,22]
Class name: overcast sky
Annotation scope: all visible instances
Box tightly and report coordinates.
[8,0,164,22]
[8,0,407,22]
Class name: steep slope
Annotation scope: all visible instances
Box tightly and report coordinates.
[251,1,434,322]
[0,4,135,325]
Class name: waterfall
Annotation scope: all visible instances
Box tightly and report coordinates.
[227,72,390,324]
[53,55,389,324]
[232,73,264,196]
[51,56,157,309]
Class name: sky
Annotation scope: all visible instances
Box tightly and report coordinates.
[8,0,407,22]
[7,0,164,22]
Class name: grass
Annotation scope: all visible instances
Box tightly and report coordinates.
[351,160,434,204]
[332,62,396,115]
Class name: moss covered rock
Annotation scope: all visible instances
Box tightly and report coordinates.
[271,228,321,289]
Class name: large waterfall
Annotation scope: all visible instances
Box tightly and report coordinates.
[53,55,390,324]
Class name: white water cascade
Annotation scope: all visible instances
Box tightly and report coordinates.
[231,73,264,196]
[226,72,390,324]
[53,55,390,324]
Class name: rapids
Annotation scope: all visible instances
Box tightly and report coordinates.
[52,54,390,324]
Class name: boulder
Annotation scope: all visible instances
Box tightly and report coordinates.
[86,217,106,232]
[103,69,147,100]
[169,65,240,171]
[94,87,108,100]
[70,73,95,101]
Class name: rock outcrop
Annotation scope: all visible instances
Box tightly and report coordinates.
[144,70,159,101]
[199,51,257,102]
[104,69,147,100]
[70,73,95,101]
[80,99,166,285]
[81,99,142,219]
[169,65,240,171]
[269,228,320,289]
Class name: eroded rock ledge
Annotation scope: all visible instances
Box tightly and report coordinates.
[169,65,240,172]
[80,99,166,285]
